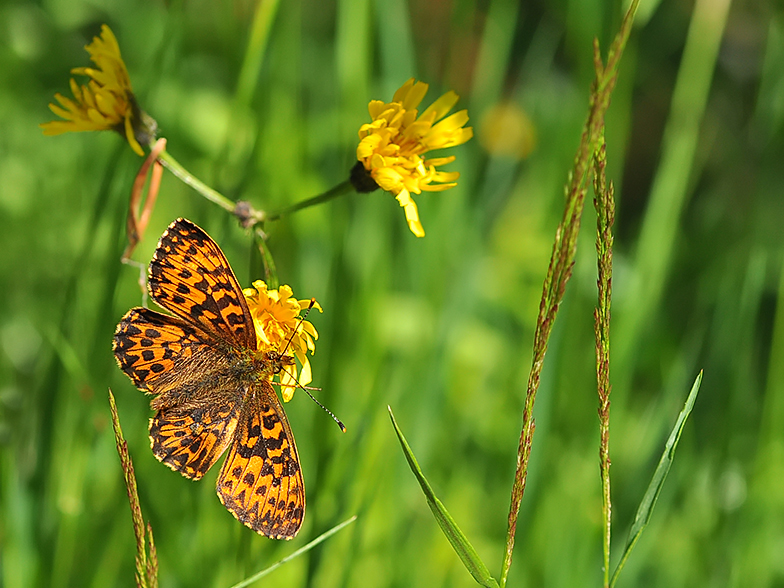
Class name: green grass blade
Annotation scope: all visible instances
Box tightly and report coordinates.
[610,371,703,587]
[235,0,281,107]
[227,516,357,588]
[614,0,731,385]
[388,407,499,588]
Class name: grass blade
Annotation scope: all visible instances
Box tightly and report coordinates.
[388,407,499,588]
[235,0,281,107]
[610,371,703,587]
[614,0,732,382]
[227,516,357,588]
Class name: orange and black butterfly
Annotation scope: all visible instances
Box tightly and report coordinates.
[113,218,305,539]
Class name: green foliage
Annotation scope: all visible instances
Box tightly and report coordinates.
[388,407,498,588]
[611,372,703,587]
[0,0,782,587]
[228,516,357,588]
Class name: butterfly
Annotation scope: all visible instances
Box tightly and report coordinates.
[113,218,305,539]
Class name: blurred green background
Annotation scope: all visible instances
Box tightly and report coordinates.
[2,0,783,586]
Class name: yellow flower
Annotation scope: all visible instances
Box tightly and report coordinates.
[353,78,473,237]
[40,25,156,156]
[243,280,321,402]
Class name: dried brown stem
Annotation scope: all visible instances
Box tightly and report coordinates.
[108,389,158,588]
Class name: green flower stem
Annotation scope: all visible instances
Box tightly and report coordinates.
[155,148,237,214]
[254,227,279,290]
[155,147,354,225]
[264,180,355,221]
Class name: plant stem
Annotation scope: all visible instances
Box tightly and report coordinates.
[155,147,353,227]
[155,148,237,214]
[264,180,355,221]
[255,227,279,290]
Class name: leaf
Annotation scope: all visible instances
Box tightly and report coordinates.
[610,371,703,587]
[388,406,499,588]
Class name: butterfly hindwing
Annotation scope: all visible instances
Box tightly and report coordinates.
[148,218,257,350]
[150,394,241,480]
[216,380,305,539]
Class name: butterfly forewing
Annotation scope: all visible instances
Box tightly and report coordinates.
[217,380,305,539]
[149,218,256,350]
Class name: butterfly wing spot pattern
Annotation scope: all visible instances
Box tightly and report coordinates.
[217,381,305,538]
[113,218,306,539]
[113,307,202,391]
[148,398,241,481]
[147,220,257,349]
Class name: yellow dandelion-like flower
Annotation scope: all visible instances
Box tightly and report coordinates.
[243,280,321,402]
[40,24,156,156]
[352,78,473,237]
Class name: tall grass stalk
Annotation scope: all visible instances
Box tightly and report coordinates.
[500,2,639,585]
[235,0,281,108]
[593,134,614,588]
[107,390,158,588]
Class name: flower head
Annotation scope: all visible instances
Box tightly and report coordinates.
[244,280,321,402]
[354,78,473,237]
[40,24,156,156]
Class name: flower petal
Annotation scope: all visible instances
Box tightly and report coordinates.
[396,189,425,237]
[420,90,459,122]
[243,280,321,400]
[392,78,416,103]
[41,24,154,156]
[125,115,145,156]
[400,80,429,111]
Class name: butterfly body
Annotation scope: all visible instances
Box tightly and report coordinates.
[113,218,305,539]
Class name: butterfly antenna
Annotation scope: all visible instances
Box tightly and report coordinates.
[275,298,344,431]
[275,375,346,433]
[281,298,317,357]
[302,386,346,433]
